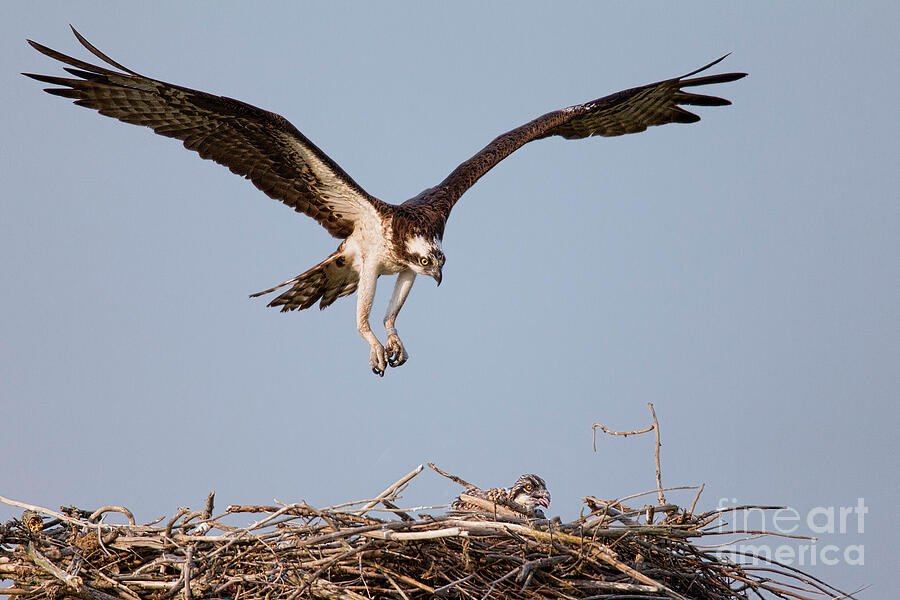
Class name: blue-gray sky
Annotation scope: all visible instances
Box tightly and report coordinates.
[2,1,897,596]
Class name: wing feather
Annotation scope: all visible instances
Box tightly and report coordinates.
[422,56,746,212]
[24,28,384,239]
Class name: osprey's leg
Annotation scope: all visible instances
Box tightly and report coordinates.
[355,265,387,376]
[384,270,416,368]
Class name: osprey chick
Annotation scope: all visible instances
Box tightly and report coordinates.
[452,474,551,518]
[25,28,746,376]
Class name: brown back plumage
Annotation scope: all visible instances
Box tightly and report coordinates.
[451,474,551,517]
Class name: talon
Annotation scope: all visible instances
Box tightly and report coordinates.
[369,342,387,376]
[385,334,409,368]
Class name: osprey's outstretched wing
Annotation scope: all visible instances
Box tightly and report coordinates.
[423,56,746,213]
[24,27,383,239]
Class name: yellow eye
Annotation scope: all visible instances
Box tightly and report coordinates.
[420,257,429,266]
[525,484,533,491]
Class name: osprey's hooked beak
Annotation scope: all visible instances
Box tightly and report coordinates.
[433,268,442,286]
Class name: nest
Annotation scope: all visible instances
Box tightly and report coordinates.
[1,464,851,600]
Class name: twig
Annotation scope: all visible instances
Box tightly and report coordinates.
[481,566,520,600]
[27,541,83,590]
[95,520,112,557]
[91,570,142,600]
[202,491,215,519]
[0,496,116,531]
[592,423,653,444]
[689,482,706,516]
[183,545,193,600]
[380,568,411,600]
[427,462,475,489]
[647,403,665,505]
[363,527,464,541]
[516,555,569,583]
[88,505,135,526]
[573,579,669,593]
[433,573,475,597]
[353,464,424,515]
[165,507,190,538]
[379,498,415,521]
[610,486,697,506]
[293,541,374,598]
[592,402,667,505]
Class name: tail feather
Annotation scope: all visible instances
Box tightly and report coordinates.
[250,252,358,311]
[248,276,301,298]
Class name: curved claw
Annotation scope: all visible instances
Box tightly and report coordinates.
[385,334,409,368]
[369,342,387,377]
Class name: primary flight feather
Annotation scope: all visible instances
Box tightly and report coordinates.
[25,27,746,376]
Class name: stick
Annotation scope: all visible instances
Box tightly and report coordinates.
[183,545,193,600]
[648,403,666,505]
[353,464,423,514]
[592,402,667,505]
[165,507,190,538]
[27,542,83,590]
[688,483,706,516]
[0,496,115,531]
[427,463,475,489]
[432,573,475,597]
[379,498,414,521]
[88,506,135,526]
[362,527,464,541]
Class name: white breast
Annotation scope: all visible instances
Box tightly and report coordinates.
[345,213,404,275]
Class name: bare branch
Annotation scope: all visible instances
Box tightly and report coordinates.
[592,402,667,505]
[352,464,423,515]
[89,505,136,526]
[648,402,666,505]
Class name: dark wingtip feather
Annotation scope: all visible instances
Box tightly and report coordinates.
[681,54,731,79]
[671,108,701,124]
[21,72,73,86]
[70,25,140,76]
[680,74,747,93]
[63,66,108,82]
[25,37,121,76]
[44,88,82,99]
[676,92,733,106]
[678,54,747,88]
[26,38,61,59]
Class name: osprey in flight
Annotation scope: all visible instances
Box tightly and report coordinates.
[25,28,746,376]
[452,474,551,518]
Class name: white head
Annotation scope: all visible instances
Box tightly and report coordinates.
[405,235,445,285]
